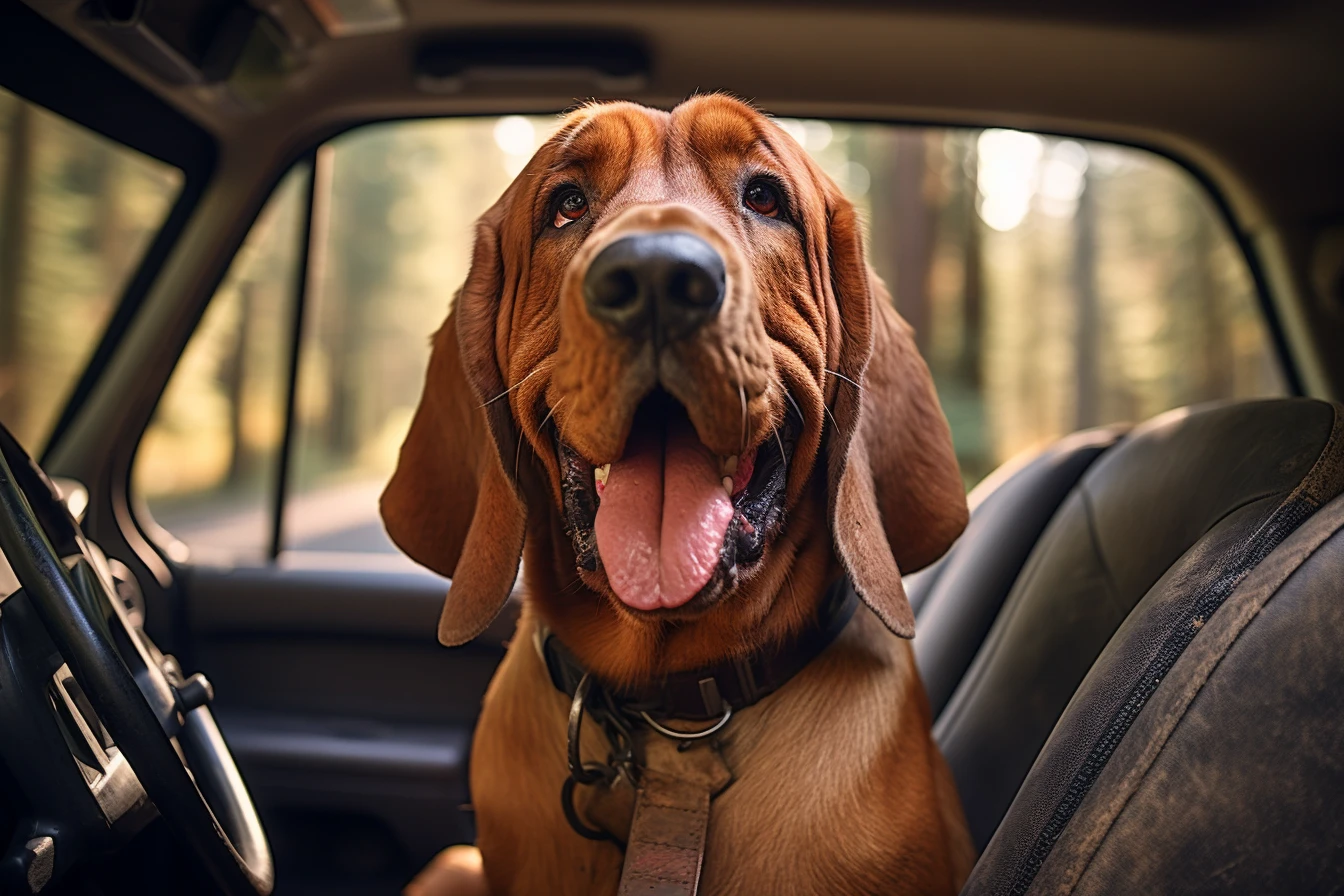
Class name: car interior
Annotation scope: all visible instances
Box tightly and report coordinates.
[1,0,1342,893]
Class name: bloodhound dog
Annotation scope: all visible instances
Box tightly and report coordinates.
[384,95,974,896]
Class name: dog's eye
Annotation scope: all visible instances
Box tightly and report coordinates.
[743,180,782,218]
[554,189,589,228]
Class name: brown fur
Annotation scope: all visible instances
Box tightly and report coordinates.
[382,95,973,895]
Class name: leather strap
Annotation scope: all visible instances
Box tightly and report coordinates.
[617,737,733,896]
[553,579,855,890]
[539,576,859,721]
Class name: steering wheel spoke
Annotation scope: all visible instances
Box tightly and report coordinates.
[65,556,184,736]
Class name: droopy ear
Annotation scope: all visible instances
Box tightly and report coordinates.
[824,196,968,638]
[380,209,527,646]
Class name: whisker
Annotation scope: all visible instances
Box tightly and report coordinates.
[516,397,564,480]
[481,366,541,408]
[822,401,840,434]
[775,376,804,424]
[514,437,528,481]
[538,397,563,432]
[773,426,786,467]
[738,384,749,454]
[824,368,863,391]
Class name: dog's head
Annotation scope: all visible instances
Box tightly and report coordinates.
[381,96,966,683]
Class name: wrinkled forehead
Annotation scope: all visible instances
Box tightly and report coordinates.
[546,98,793,202]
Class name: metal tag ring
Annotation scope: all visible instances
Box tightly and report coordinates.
[639,705,733,741]
[561,774,621,844]
[567,673,611,784]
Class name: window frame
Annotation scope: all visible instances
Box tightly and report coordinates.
[129,153,319,565]
[271,150,324,558]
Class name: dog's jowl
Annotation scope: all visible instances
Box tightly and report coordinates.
[385,95,974,896]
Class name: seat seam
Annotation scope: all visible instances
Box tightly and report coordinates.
[925,438,1127,703]
[1283,402,1344,510]
[1078,486,1125,622]
[933,435,1132,732]
[935,513,1062,738]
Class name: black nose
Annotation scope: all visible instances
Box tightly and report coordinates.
[583,232,726,345]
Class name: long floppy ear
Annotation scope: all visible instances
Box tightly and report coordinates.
[824,196,968,638]
[380,209,527,646]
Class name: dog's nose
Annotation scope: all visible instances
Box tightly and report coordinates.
[583,232,726,344]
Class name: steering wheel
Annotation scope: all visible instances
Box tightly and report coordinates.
[0,423,272,894]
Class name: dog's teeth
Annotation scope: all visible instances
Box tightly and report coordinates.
[723,456,738,476]
[594,464,610,487]
[722,476,733,495]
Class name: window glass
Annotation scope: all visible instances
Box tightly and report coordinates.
[819,124,1285,484]
[283,117,560,553]
[133,166,308,563]
[278,117,1283,554]
[139,116,1282,560]
[0,86,182,452]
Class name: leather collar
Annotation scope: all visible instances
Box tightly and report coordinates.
[536,577,859,723]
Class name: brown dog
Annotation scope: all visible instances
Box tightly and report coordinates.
[383,95,974,895]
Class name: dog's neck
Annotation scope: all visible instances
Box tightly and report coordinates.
[535,575,859,722]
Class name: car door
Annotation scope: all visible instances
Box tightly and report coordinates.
[110,121,555,895]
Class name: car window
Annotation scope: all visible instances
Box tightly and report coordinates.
[0,86,182,453]
[284,117,561,553]
[131,116,1285,561]
[132,166,308,563]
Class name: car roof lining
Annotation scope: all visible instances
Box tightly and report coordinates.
[0,1,215,174]
[16,0,1340,224]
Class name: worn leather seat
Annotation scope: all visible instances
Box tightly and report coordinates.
[908,398,1344,893]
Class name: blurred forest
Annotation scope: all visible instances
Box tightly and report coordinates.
[0,88,180,452]
[838,123,1284,484]
[0,90,1285,559]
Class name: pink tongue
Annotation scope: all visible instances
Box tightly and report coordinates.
[594,413,734,610]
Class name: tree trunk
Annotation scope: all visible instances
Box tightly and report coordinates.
[92,144,122,290]
[225,282,252,485]
[0,101,33,430]
[1073,168,1101,429]
[890,132,938,350]
[959,136,984,388]
[1193,208,1232,398]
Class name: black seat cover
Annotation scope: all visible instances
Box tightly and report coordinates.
[1018,495,1344,894]
[926,398,1344,878]
[911,425,1129,717]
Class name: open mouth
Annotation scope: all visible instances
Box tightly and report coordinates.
[554,390,796,613]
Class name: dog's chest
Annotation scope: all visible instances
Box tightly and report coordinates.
[692,629,935,894]
[472,611,955,896]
